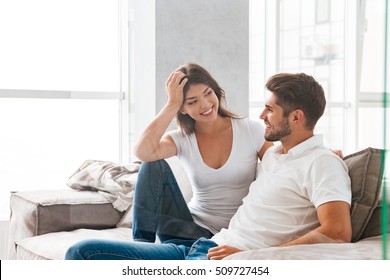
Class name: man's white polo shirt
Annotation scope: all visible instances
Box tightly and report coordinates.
[211,134,351,250]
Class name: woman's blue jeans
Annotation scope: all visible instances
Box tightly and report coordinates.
[132,160,212,243]
[65,237,218,260]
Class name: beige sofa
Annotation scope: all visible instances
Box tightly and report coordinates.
[7,148,390,260]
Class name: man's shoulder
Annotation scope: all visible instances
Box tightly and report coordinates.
[308,147,348,172]
[304,145,336,159]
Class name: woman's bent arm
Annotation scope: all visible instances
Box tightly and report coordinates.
[133,103,179,162]
[133,72,188,162]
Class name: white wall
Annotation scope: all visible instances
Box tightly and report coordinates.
[130,0,250,155]
[0,220,9,259]
[155,0,249,117]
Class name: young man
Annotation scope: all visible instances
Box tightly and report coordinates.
[65,73,351,260]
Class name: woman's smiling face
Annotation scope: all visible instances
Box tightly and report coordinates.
[180,83,219,122]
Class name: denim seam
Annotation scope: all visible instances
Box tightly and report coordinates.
[188,238,206,255]
[152,160,165,239]
[85,251,150,260]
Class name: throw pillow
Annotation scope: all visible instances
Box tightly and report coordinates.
[343,147,385,242]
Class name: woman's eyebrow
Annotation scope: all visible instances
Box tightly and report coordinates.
[202,87,210,93]
[185,96,197,101]
[185,87,211,101]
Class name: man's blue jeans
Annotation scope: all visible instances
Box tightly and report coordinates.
[65,237,218,260]
[132,160,212,243]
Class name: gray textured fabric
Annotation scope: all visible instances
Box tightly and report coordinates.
[343,147,385,242]
[7,189,123,259]
[67,160,140,211]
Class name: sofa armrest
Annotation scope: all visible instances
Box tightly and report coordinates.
[7,189,123,259]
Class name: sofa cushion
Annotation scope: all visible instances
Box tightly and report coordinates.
[11,189,124,235]
[224,235,387,260]
[361,201,390,240]
[8,189,124,259]
[16,228,133,260]
[343,147,385,242]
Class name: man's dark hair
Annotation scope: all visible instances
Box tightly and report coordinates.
[265,73,326,130]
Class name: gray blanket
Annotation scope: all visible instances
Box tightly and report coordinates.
[67,160,140,212]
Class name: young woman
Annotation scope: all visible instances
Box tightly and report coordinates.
[132,63,272,244]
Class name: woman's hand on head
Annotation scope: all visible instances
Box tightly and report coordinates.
[166,71,188,109]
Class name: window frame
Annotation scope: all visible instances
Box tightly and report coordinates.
[249,0,371,154]
[250,0,388,181]
[0,0,131,163]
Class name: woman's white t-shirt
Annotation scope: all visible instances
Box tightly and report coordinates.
[167,118,265,234]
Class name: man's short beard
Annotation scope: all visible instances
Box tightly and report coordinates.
[265,119,291,141]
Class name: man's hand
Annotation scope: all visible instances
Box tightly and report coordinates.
[207,245,243,260]
[331,149,344,158]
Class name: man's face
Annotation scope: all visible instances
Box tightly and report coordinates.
[259,94,291,142]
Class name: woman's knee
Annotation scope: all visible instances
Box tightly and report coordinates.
[137,160,174,185]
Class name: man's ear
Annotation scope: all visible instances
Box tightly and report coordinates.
[291,109,304,124]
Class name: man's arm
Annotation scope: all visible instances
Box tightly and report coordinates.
[207,201,351,259]
[276,200,352,247]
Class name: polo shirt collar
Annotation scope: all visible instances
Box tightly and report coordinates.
[288,134,324,156]
[274,134,324,157]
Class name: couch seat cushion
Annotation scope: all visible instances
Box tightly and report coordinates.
[224,235,388,260]
[16,228,133,260]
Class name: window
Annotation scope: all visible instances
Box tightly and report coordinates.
[359,0,389,167]
[250,0,349,148]
[249,0,388,178]
[0,0,130,219]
